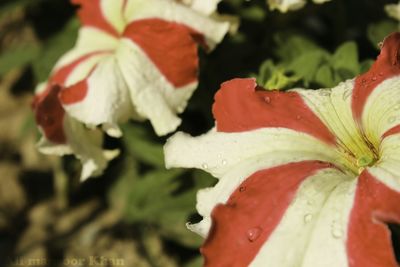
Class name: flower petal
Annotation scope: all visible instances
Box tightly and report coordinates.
[201,164,354,267]
[165,128,339,179]
[124,0,229,50]
[59,56,135,137]
[213,78,336,145]
[267,0,306,13]
[294,80,374,171]
[34,85,115,181]
[71,0,125,37]
[122,18,200,88]
[116,37,197,136]
[352,32,400,145]
[347,170,400,267]
[186,0,222,15]
[52,27,116,73]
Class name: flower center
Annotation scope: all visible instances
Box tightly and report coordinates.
[339,135,379,176]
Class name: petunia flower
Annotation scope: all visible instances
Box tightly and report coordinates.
[177,0,222,15]
[33,0,229,180]
[165,32,400,266]
[268,0,331,13]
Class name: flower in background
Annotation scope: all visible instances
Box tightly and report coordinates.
[385,2,400,21]
[33,0,229,180]
[268,0,331,13]
[165,32,400,266]
[177,0,222,15]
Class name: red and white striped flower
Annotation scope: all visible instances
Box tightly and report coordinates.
[165,32,400,266]
[33,0,229,180]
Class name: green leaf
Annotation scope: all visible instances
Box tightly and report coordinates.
[367,20,399,49]
[288,50,328,86]
[331,42,359,76]
[109,162,202,247]
[184,257,203,267]
[360,59,375,74]
[0,44,40,76]
[122,123,165,167]
[314,64,335,88]
[274,34,322,63]
[257,60,299,90]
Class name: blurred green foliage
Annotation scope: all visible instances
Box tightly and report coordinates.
[0,0,399,266]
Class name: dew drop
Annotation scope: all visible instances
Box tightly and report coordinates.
[304,214,313,223]
[371,76,377,81]
[331,223,343,239]
[331,227,343,238]
[264,96,271,104]
[202,163,208,169]
[222,159,227,166]
[239,186,246,192]
[361,79,366,84]
[379,72,384,76]
[247,227,262,242]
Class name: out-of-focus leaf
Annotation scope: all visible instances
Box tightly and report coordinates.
[109,162,202,247]
[332,42,359,76]
[360,59,375,73]
[274,34,321,63]
[288,50,328,86]
[240,6,266,22]
[367,20,398,49]
[0,44,40,76]
[314,64,335,88]
[122,123,165,167]
[257,60,299,90]
[32,18,79,82]
[184,257,203,267]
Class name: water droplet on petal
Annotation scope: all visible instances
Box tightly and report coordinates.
[372,76,377,81]
[331,223,343,239]
[296,115,302,120]
[264,96,271,104]
[202,163,208,169]
[388,116,396,123]
[247,227,262,242]
[304,214,313,223]
[379,72,384,76]
[222,159,227,165]
[239,186,246,192]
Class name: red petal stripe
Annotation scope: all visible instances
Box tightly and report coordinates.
[201,161,332,267]
[123,18,202,88]
[347,170,400,267]
[33,52,104,143]
[33,85,66,143]
[71,0,120,37]
[352,32,400,122]
[212,78,337,145]
[59,79,88,105]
